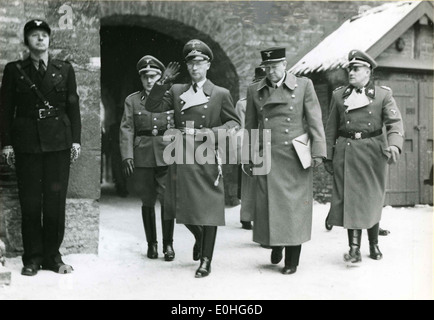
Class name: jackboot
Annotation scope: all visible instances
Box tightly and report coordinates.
[185,224,203,261]
[195,226,217,278]
[161,206,175,261]
[368,223,383,260]
[282,245,301,275]
[343,229,362,264]
[271,246,284,264]
[142,206,158,259]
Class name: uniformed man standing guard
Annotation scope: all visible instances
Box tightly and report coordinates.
[0,20,81,276]
[324,49,404,264]
[119,55,175,261]
[145,39,240,278]
[244,47,326,275]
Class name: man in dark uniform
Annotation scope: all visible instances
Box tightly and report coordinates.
[145,39,240,278]
[0,20,81,276]
[119,55,175,261]
[324,50,404,265]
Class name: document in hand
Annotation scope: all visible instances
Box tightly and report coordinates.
[292,133,311,169]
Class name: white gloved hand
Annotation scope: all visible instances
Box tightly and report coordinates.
[2,145,15,169]
[70,143,81,163]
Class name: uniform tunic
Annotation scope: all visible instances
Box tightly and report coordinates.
[244,72,326,246]
[119,90,174,206]
[145,80,240,226]
[325,82,404,229]
[0,57,81,265]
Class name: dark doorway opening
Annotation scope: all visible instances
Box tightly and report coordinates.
[100,25,187,196]
[100,19,240,203]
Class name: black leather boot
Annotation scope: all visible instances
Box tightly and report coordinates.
[161,206,175,261]
[142,206,158,259]
[195,226,217,278]
[271,246,284,264]
[195,257,211,278]
[368,223,383,260]
[282,245,301,275]
[344,229,362,264]
[185,224,203,261]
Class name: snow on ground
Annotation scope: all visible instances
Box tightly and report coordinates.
[1,184,433,300]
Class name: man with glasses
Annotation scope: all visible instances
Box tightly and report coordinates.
[324,50,404,265]
[145,39,240,278]
[119,55,176,262]
[243,47,326,275]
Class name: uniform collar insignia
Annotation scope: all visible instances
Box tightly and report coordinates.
[342,85,353,99]
[365,81,375,98]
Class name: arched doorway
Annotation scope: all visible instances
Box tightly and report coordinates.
[100,15,240,204]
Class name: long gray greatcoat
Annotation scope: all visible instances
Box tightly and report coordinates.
[325,82,404,229]
[244,72,326,246]
[145,80,240,226]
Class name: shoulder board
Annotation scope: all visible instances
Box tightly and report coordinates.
[126,91,141,99]
[51,58,67,64]
[51,59,71,69]
[333,86,344,92]
[380,85,391,91]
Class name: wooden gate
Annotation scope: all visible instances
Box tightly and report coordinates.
[419,82,433,205]
[376,79,433,205]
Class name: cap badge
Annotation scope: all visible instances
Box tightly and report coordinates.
[368,89,374,95]
[189,40,201,47]
[34,20,43,26]
[145,59,151,64]
[264,51,272,57]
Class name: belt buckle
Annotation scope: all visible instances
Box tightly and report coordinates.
[151,129,159,136]
[185,128,195,135]
[354,132,362,140]
[38,109,46,119]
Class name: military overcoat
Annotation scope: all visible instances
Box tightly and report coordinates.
[244,72,326,246]
[325,82,404,229]
[145,80,240,226]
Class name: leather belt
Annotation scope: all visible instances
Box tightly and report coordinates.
[338,129,382,140]
[17,108,62,119]
[136,129,166,136]
[38,108,60,119]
